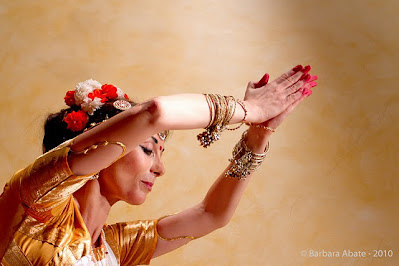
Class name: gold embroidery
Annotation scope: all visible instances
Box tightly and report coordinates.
[2,239,31,266]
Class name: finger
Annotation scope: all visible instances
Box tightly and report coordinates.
[285,93,306,113]
[247,81,256,89]
[301,82,315,97]
[303,88,313,97]
[283,77,314,113]
[308,75,318,82]
[285,85,305,105]
[254,73,270,88]
[273,93,306,123]
[309,81,317,89]
[273,65,304,85]
[286,79,317,99]
[285,80,305,95]
[276,68,306,90]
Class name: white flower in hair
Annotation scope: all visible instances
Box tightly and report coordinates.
[85,79,102,88]
[74,79,102,106]
[63,79,131,132]
[81,97,103,115]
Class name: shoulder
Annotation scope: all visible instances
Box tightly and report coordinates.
[103,220,158,265]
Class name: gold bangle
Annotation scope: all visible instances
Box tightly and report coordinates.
[204,94,215,129]
[227,99,247,131]
[245,122,275,133]
[157,214,199,241]
[197,94,239,148]
[225,130,270,180]
[224,96,236,127]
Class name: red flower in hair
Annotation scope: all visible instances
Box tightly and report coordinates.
[63,110,89,132]
[101,84,118,100]
[64,91,76,106]
[88,89,107,103]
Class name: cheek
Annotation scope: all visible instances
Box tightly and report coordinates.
[109,150,152,203]
[121,150,150,173]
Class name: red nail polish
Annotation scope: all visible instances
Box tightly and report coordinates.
[310,81,317,87]
[255,73,269,88]
[292,65,303,72]
[303,65,311,74]
[302,88,309,95]
[305,90,313,97]
[300,73,310,80]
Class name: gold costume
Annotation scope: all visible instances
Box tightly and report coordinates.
[0,139,158,265]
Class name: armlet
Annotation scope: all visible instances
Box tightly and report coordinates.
[156,213,199,241]
[70,140,127,167]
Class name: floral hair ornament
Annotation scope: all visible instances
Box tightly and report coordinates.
[63,79,130,132]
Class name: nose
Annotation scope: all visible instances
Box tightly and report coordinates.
[151,158,165,177]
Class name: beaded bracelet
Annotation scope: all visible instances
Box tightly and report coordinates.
[245,122,275,133]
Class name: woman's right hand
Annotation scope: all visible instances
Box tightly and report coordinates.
[243,65,311,124]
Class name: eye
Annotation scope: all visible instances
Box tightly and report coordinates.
[140,145,154,156]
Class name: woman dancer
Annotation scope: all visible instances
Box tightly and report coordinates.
[0,65,317,265]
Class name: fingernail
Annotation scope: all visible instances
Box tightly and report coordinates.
[305,90,313,97]
[292,65,303,72]
[310,81,317,87]
[300,73,310,81]
[303,65,311,74]
[254,73,269,88]
[304,74,311,82]
[302,88,309,95]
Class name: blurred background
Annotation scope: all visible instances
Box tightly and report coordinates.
[0,0,398,265]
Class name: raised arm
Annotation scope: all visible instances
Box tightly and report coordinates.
[69,66,309,176]
[68,94,245,176]
[152,70,318,258]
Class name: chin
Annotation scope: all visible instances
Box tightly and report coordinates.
[125,192,147,205]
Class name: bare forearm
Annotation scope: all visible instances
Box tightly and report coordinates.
[155,94,246,130]
[201,126,272,227]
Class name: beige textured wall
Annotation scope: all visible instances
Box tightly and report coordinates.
[1,1,398,265]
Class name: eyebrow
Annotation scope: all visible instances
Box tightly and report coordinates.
[151,136,158,144]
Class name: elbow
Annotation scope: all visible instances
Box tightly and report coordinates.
[199,203,232,230]
[212,215,231,229]
[140,97,164,131]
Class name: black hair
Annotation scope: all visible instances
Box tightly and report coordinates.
[42,100,136,153]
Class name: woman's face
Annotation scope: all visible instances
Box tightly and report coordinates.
[99,134,165,205]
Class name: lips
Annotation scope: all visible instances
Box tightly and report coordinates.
[141,181,153,191]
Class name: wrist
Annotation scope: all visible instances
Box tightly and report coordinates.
[242,100,255,123]
[245,126,272,154]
